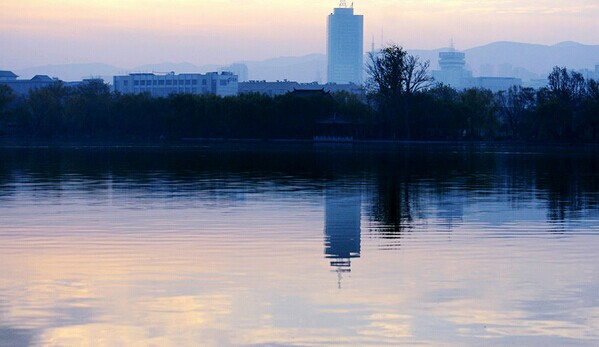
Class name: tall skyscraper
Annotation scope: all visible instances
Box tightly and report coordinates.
[327,1,364,85]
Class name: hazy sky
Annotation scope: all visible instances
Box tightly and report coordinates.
[1,0,598,69]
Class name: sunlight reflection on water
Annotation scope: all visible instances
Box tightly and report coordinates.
[0,145,598,346]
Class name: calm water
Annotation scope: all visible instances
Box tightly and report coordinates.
[1,144,599,346]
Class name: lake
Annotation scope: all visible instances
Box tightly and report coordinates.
[1,144,598,346]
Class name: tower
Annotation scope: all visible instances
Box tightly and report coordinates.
[432,45,472,89]
[327,2,364,85]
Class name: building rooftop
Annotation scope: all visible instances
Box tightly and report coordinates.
[291,88,331,97]
[31,75,54,82]
[0,71,18,78]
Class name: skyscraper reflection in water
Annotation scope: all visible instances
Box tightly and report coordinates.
[324,184,362,278]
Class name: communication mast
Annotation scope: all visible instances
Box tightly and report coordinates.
[339,0,347,8]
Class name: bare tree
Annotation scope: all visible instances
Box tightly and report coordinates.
[497,86,536,139]
[366,44,432,97]
[366,44,407,98]
[365,44,433,139]
[404,55,432,95]
[548,66,586,101]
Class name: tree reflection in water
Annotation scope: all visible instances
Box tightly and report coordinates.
[0,144,598,231]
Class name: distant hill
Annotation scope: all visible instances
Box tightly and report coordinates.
[131,62,220,74]
[467,41,599,77]
[238,54,326,83]
[129,57,328,83]
[409,41,599,79]
[14,63,124,82]
[11,55,328,84]
[11,41,599,84]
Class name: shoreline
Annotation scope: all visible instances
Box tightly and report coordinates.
[0,137,598,151]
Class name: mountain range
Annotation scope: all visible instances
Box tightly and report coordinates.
[10,41,599,83]
[411,41,599,79]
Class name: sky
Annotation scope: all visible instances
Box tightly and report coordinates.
[1,0,599,69]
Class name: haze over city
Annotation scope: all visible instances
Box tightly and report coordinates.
[2,0,599,69]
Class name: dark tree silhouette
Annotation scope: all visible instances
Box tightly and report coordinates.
[366,44,432,97]
[496,86,536,139]
[366,44,433,139]
[2,65,599,144]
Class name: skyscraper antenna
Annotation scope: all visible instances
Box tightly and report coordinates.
[339,0,347,8]
[371,35,375,54]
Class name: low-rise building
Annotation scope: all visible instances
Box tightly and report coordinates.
[0,71,18,82]
[523,79,548,89]
[0,72,60,95]
[239,81,364,97]
[239,81,300,97]
[113,72,238,97]
[64,78,105,89]
[466,77,522,93]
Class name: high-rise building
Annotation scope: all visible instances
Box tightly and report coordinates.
[327,2,364,85]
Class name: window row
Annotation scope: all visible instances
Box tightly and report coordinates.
[127,79,212,87]
[132,87,208,93]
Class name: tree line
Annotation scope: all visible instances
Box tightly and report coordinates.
[0,81,373,141]
[365,45,599,142]
[0,45,598,143]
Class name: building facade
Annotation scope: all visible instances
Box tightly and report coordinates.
[327,3,364,85]
[0,71,18,82]
[113,72,238,97]
[0,72,60,96]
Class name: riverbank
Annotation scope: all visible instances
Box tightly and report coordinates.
[1,136,598,152]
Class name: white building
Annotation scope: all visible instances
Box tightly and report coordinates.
[113,72,238,97]
[327,2,364,85]
[220,64,248,82]
[433,49,522,92]
[432,49,472,88]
